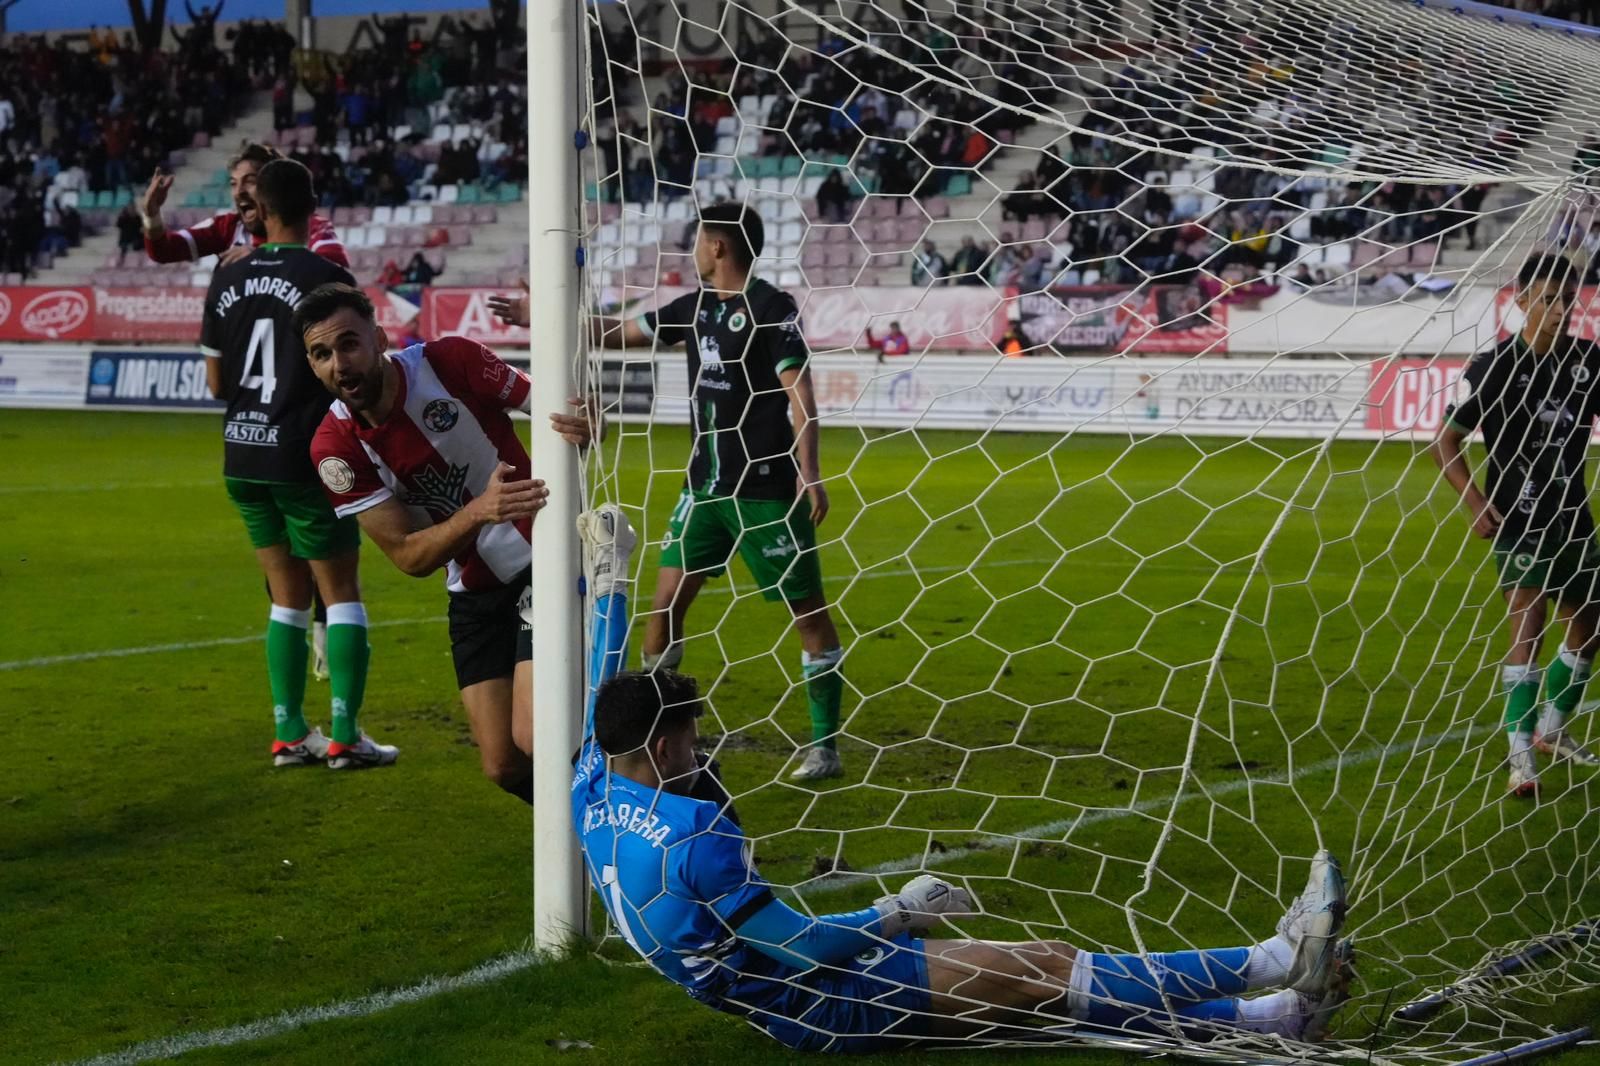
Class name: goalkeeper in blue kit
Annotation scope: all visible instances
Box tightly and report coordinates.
[572,508,1356,1051]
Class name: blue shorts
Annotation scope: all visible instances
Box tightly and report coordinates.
[747,933,933,1053]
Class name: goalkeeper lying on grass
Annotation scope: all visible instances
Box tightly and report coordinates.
[572,506,1355,1052]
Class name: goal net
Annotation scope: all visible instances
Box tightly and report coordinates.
[567,0,1600,1059]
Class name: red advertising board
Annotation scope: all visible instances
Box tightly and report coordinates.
[424,287,531,346]
[0,287,94,342]
[1365,358,1467,435]
[0,285,417,345]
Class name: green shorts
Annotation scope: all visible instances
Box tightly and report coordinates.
[660,489,824,603]
[1493,536,1600,603]
[225,477,360,560]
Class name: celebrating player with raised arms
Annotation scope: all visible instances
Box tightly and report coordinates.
[296,282,595,803]
[1432,252,1600,797]
[200,158,390,770]
[570,509,1355,1051]
[144,142,348,269]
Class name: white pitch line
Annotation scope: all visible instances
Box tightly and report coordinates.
[0,558,1048,673]
[61,724,1498,1065]
[0,616,448,672]
[60,950,542,1066]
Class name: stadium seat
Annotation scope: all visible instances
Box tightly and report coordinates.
[411,204,433,225]
[496,184,520,203]
[447,228,473,247]
[471,205,497,225]
[945,174,972,197]
[372,206,394,226]
[417,184,439,202]
[457,185,482,205]
[436,185,459,205]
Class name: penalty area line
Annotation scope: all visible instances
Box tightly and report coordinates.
[63,722,1508,1064]
[59,951,543,1066]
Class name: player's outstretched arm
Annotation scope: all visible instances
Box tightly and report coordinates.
[355,464,547,577]
[1429,423,1500,539]
[484,284,649,348]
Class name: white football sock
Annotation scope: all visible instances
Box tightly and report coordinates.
[1246,936,1292,989]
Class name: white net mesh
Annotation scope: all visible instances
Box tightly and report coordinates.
[573,0,1600,1060]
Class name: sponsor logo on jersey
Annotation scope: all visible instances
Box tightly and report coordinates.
[21,290,89,338]
[224,419,281,446]
[518,584,533,627]
[403,461,471,517]
[318,457,357,493]
[698,335,722,367]
[727,310,748,332]
[422,398,460,432]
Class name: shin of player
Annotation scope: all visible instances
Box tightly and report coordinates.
[1431,252,1600,798]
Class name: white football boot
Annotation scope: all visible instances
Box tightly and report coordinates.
[327,733,400,770]
[1508,747,1540,798]
[1534,728,1600,767]
[1291,938,1356,1042]
[272,727,332,767]
[790,746,843,781]
[1279,848,1349,994]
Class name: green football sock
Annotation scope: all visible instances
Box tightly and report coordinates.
[1502,663,1540,737]
[325,602,371,746]
[267,606,311,743]
[1545,648,1592,718]
[803,647,844,750]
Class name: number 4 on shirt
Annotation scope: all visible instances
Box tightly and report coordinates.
[238,318,277,403]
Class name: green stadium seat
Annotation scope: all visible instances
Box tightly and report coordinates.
[945,173,972,197]
[113,188,133,208]
[780,156,803,177]
[96,189,116,209]
[457,184,482,205]
[497,183,521,203]
[211,168,229,187]
[584,181,601,202]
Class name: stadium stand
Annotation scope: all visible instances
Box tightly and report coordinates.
[22,11,529,290]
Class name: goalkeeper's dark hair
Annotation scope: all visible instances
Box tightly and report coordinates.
[227,141,283,172]
[253,159,317,228]
[594,670,704,757]
[292,282,375,339]
[699,202,764,270]
[1518,252,1579,293]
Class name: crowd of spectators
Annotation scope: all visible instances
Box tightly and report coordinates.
[0,15,249,278]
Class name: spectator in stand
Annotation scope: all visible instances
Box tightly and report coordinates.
[1019,244,1053,292]
[405,251,442,287]
[377,258,405,287]
[948,235,986,284]
[1003,172,1046,223]
[866,321,912,361]
[142,142,348,268]
[987,234,1022,287]
[116,202,144,264]
[911,240,946,286]
[816,170,853,222]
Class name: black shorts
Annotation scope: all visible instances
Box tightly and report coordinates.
[447,568,532,690]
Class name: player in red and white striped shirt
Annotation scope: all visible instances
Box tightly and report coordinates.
[142,142,348,269]
[296,283,595,804]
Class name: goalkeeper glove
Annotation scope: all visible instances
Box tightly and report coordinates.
[873,874,977,937]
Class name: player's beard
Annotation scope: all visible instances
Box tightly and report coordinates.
[237,198,265,238]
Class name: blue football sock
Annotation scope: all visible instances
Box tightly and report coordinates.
[1080,948,1251,1035]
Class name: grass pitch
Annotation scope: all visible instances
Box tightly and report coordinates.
[7,408,1600,1066]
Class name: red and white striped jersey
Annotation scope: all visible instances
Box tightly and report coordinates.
[310,338,532,593]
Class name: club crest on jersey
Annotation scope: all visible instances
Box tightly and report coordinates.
[727,310,748,332]
[422,398,460,432]
[318,457,356,494]
[1574,364,1592,383]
